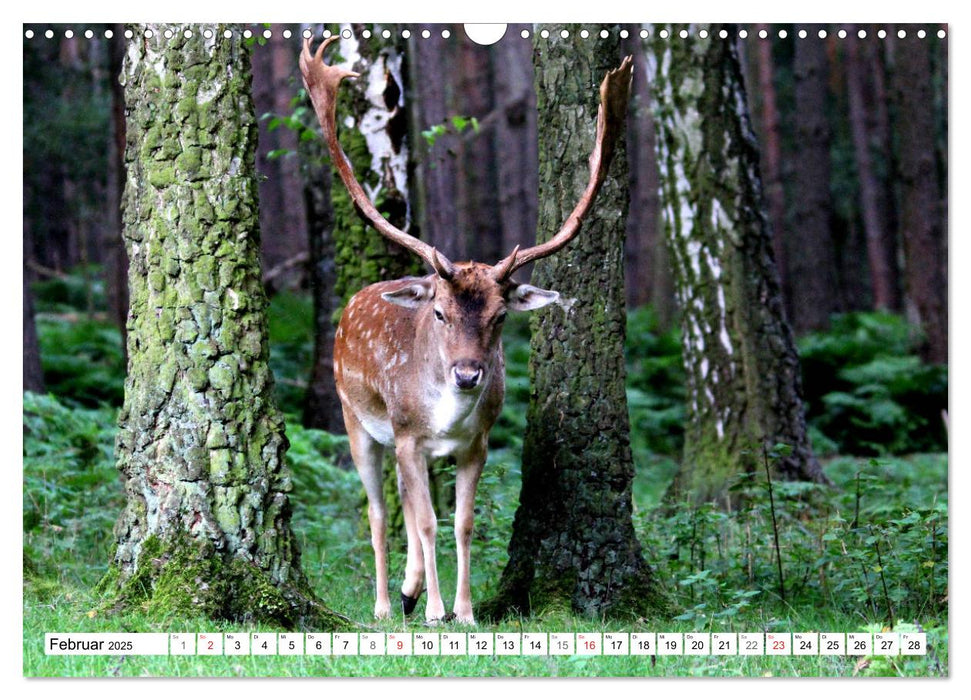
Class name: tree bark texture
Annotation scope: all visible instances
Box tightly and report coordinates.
[789,27,840,332]
[753,25,789,308]
[845,29,901,312]
[890,32,948,365]
[623,35,671,317]
[647,24,827,505]
[105,24,347,629]
[481,26,666,621]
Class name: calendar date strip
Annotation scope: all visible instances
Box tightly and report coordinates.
[45,631,927,657]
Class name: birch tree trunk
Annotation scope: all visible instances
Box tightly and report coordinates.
[481,25,666,621]
[330,25,422,309]
[647,24,827,505]
[103,24,347,629]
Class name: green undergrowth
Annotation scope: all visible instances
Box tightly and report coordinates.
[24,276,948,676]
[23,391,948,677]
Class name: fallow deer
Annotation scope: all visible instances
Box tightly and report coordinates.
[300,35,632,624]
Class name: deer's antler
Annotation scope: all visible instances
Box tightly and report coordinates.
[300,36,455,278]
[492,55,634,281]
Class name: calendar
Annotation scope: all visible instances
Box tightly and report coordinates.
[44,631,928,657]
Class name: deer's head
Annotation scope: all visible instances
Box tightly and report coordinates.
[381,260,559,391]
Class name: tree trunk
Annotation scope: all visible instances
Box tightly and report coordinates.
[789,26,840,332]
[481,25,666,621]
[408,25,465,260]
[845,28,900,312]
[623,35,671,317]
[330,25,422,309]
[493,25,539,269]
[102,24,347,629]
[647,24,827,505]
[890,31,948,364]
[23,220,45,394]
[252,29,308,294]
[105,23,130,355]
[455,36,502,264]
[753,24,789,309]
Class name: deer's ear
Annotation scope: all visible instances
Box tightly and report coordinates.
[381,281,435,308]
[505,283,560,311]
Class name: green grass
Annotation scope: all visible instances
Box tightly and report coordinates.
[23,283,948,678]
[22,393,948,677]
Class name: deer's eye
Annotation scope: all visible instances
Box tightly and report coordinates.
[434,308,446,323]
[495,311,507,325]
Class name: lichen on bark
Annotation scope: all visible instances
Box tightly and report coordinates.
[646,24,827,505]
[480,25,668,622]
[103,23,349,629]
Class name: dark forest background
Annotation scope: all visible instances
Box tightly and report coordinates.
[23,23,948,457]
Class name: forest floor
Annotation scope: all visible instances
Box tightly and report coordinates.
[22,394,948,677]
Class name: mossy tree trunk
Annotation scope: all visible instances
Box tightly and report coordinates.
[646,24,827,506]
[481,26,667,621]
[104,23,348,629]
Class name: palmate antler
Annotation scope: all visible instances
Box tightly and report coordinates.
[492,54,634,280]
[300,36,456,279]
[300,35,633,282]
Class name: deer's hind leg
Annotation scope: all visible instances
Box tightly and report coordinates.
[344,410,391,619]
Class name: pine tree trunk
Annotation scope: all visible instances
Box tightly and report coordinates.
[623,37,670,315]
[846,29,900,312]
[493,25,539,269]
[789,26,840,332]
[890,32,948,364]
[253,29,308,294]
[753,25,789,309]
[481,25,666,621]
[647,24,827,505]
[23,220,45,394]
[103,24,347,629]
[455,37,502,264]
[104,23,130,353]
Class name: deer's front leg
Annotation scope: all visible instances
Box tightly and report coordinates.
[397,464,424,612]
[344,411,391,619]
[395,438,446,622]
[453,438,486,624]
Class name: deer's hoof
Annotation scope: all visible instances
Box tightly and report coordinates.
[401,591,422,616]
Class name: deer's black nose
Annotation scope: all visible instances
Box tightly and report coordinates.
[452,361,484,391]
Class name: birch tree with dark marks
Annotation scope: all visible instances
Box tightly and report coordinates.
[646,24,827,505]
